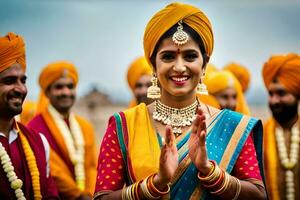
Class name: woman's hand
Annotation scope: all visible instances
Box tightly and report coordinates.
[154,125,178,190]
[188,107,212,175]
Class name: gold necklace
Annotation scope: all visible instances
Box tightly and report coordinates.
[275,124,299,200]
[153,100,199,136]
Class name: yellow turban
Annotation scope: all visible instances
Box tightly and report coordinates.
[224,63,251,93]
[20,100,37,125]
[0,32,26,72]
[205,70,250,115]
[197,94,220,109]
[127,56,152,91]
[37,61,78,113]
[39,61,78,91]
[144,2,214,67]
[262,53,300,97]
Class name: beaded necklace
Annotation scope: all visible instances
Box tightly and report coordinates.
[48,105,85,190]
[275,123,299,200]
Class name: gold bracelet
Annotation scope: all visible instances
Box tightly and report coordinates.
[141,176,160,199]
[232,178,241,200]
[210,172,230,195]
[198,162,221,183]
[148,174,170,195]
[121,184,126,200]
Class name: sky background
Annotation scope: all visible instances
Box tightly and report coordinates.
[1,0,299,105]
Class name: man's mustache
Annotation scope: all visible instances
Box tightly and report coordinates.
[56,95,75,100]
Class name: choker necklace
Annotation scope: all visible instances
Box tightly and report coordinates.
[153,100,199,136]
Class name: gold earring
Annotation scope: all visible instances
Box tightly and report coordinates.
[196,75,208,95]
[147,74,161,99]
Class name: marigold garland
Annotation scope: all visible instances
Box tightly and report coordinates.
[17,123,42,200]
[0,123,42,200]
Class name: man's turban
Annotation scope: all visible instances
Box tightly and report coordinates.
[262,53,300,97]
[39,61,78,91]
[0,32,25,72]
[143,2,214,68]
[127,56,152,91]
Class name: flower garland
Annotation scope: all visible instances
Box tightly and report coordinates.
[0,123,42,200]
[48,105,85,190]
[275,124,299,200]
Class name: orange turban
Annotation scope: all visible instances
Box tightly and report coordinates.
[37,61,78,113]
[39,61,78,91]
[127,56,152,91]
[224,63,250,93]
[205,70,250,115]
[262,53,300,97]
[144,2,214,67]
[0,32,26,72]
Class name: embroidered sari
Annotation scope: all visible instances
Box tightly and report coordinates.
[94,103,264,199]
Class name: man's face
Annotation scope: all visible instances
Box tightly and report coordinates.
[0,63,27,118]
[46,76,76,114]
[133,74,153,105]
[214,87,237,111]
[268,80,298,124]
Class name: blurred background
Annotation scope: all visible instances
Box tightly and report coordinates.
[1,0,300,144]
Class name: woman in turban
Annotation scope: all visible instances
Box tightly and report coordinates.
[205,69,250,115]
[224,62,251,93]
[94,2,266,200]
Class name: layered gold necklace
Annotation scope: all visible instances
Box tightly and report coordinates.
[153,100,199,136]
[275,124,300,200]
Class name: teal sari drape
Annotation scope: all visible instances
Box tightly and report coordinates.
[171,109,263,200]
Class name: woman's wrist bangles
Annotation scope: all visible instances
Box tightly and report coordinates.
[198,160,242,198]
[122,173,170,200]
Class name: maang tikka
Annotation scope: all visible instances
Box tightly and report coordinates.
[172,20,189,45]
[197,74,208,95]
[147,73,161,99]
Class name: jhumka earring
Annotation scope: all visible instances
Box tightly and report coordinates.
[196,74,208,95]
[147,73,161,99]
[172,20,189,45]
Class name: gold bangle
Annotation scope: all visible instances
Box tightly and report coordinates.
[198,162,221,183]
[232,178,241,200]
[141,176,160,199]
[121,185,126,200]
[210,172,230,195]
[148,174,170,195]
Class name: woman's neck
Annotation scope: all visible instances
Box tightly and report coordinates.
[160,91,197,108]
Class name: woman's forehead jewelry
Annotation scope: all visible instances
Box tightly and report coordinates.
[172,20,189,46]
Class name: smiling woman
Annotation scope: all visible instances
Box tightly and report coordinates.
[94,2,267,200]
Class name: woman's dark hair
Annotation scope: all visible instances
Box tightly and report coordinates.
[150,23,209,70]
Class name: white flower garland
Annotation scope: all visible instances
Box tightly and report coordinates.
[275,124,300,200]
[0,142,26,200]
[48,105,85,190]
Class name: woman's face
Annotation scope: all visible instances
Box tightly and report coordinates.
[214,86,237,111]
[155,36,204,100]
